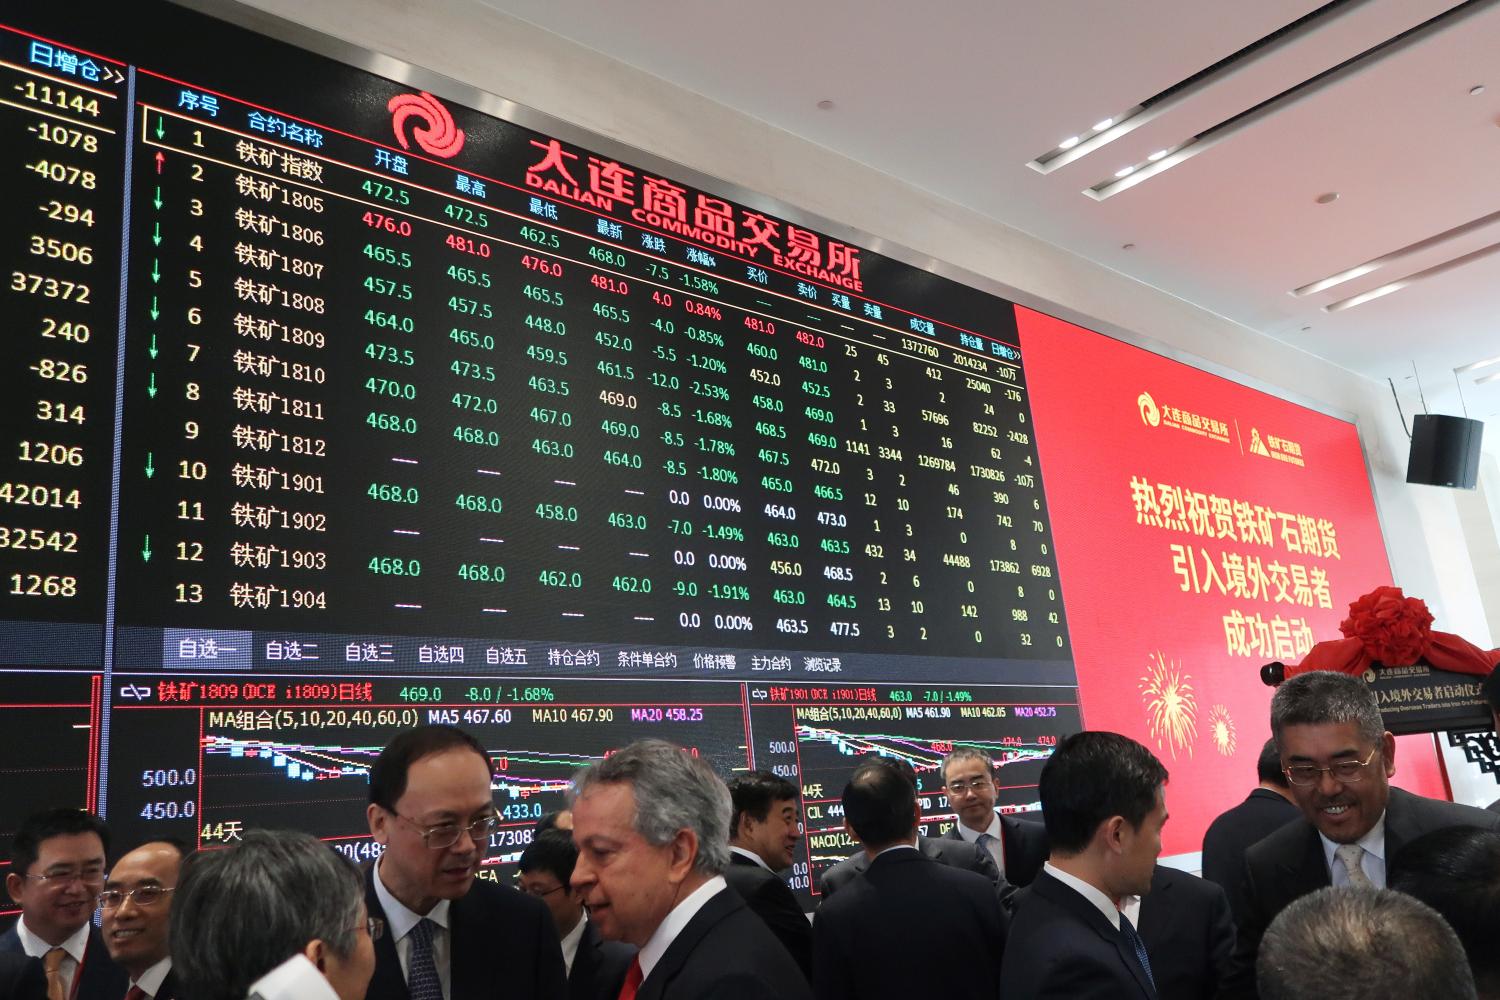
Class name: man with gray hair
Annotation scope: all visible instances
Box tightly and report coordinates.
[940,745,1050,886]
[1221,670,1499,999]
[1256,886,1476,1000]
[569,739,811,1000]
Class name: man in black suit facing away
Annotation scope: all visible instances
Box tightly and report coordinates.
[100,841,185,1000]
[1000,732,1168,1000]
[1134,864,1234,1000]
[939,746,1050,887]
[569,739,811,1000]
[518,830,634,1000]
[818,756,1001,899]
[1222,670,1500,999]
[363,725,567,1000]
[1,808,126,1000]
[812,757,1008,1000]
[1200,738,1299,925]
[722,772,811,981]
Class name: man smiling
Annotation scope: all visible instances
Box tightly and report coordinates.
[100,841,183,1000]
[1221,671,1500,999]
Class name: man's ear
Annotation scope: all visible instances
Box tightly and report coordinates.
[302,938,328,972]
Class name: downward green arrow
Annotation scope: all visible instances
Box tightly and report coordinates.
[154,116,164,140]
[144,452,155,478]
[152,221,162,246]
[150,296,159,321]
[153,186,163,210]
[142,534,153,562]
[148,334,159,360]
[151,259,161,284]
[147,372,158,399]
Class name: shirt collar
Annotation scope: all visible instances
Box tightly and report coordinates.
[558,910,588,976]
[637,876,725,980]
[729,846,772,871]
[1318,810,1387,870]
[133,957,174,997]
[15,916,90,963]
[1044,862,1121,931]
[954,810,1002,843]
[874,839,920,859]
[373,857,452,943]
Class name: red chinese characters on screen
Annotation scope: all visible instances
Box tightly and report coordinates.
[523,137,863,291]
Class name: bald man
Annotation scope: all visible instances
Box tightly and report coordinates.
[100,842,184,1000]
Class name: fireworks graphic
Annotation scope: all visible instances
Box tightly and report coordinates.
[1141,651,1197,759]
[1208,704,1237,757]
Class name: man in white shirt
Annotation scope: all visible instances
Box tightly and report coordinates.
[569,739,810,1000]
[518,829,633,1000]
[100,841,183,1000]
[1,808,126,1000]
[940,747,1050,887]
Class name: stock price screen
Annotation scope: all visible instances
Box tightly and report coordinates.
[0,1,1081,907]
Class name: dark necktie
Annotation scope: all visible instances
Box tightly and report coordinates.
[406,918,443,1000]
[1118,915,1157,993]
[125,987,147,1000]
[617,957,643,1000]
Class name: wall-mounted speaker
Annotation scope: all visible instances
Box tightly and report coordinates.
[1406,414,1483,489]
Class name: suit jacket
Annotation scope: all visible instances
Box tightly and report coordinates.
[999,869,1158,1000]
[568,919,634,1000]
[1138,866,1234,1000]
[151,968,183,1000]
[1200,788,1300,926]
[813,848,1007,1000]
[0,951,45,1000]
[721,854,812,982]
[363,868,567,1000]
[940,810,1050,887]
[0,924,127,1000]
[636,886,811,1000]
[818,835,1002,898]
[1221,786,1500,999]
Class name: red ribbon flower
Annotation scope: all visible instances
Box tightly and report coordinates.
[1338,585,1434,666]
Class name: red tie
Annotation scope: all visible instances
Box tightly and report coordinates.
[125,988,147,1000]
[616,957,643,1000]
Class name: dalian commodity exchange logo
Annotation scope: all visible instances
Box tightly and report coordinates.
[1137,391,1161,427]
[388,91,465,159]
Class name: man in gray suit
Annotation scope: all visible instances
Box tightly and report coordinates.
[1222,670,1500,999]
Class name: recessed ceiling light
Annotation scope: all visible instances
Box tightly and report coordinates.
[816,100,835,111]
[1301,326,1312,332]
[1093,118,1115,131]
[1477,371,1500,385]
[1115,165,1135,178]
[1058,136,1081,150]
[1470,84,1486,96]
[1122,243,1136,251]
[1147,149,1169,162]
[1456,355,1500,374]
[1316,192,1339,204]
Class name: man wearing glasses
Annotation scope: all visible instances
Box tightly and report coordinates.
[1,808,126,1000]
[940,747,1050,888]
[363,725,566,1000]
[99,841,183,1000]
[1222,670,1500,999]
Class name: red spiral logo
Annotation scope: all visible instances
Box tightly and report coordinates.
[387,91,465,159]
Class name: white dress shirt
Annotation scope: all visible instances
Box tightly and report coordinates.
[1043,862,1122,930]
[1319,811,1387,888]
[952,809,1007,877]
[637,876,726,981]
[132,956,173,998]
[372,858,454,999]
[558,911,588,977]
[15,916,89,999]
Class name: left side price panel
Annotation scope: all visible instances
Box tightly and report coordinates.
[0,28,127,624]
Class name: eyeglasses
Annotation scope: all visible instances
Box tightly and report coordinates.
[518,882,566,899]
[945,777,993,794]
[98,885,174,910]
[358,917,385,941]
[1284,748,1380,786]
[23,866,106,888]
[395,811,499,850]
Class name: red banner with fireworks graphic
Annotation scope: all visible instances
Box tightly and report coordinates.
[1016,306,1450,856]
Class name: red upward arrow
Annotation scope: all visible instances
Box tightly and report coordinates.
[154,150,165,173]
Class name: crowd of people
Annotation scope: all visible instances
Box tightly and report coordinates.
[4,667,1500,999]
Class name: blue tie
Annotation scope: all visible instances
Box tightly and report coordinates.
[1118,915,1157,994]
[406,918,444,1000]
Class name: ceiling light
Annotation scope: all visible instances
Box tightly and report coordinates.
[1477,371,1500,385]
[1115,166,1135,178]
[1058,136,1081,150]
[1456,355,1500,374]
[1093,118,1115,131]
[816,99,835,110]
[1147,149,1169,162]
[1471,84,1486,96]
[1315,192,1339,204]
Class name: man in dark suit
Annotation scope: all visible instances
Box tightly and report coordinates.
[100,841,184,1000]
[1135,865,1234,1000]
[518,830,634,1000]
[1390,826,1500,997]
[813,757,1008,1000]
[723,772,811,981]
[1000,732,1169,1000]
[0,952,45,1000]
[569,739,811,1000]
[1483,666,1500,813]
[939,746,1050,887]
[1,808,127,1000]
[363,725,566,1000]
[1222,671,1500,1000]
[1200,738,1299,924]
